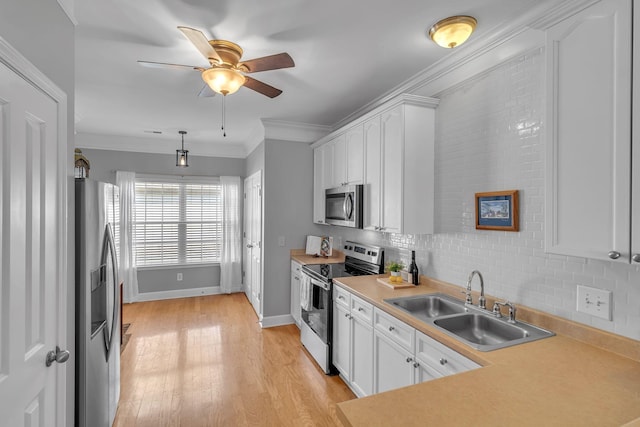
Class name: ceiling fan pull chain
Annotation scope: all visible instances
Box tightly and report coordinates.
[222,95,227,137]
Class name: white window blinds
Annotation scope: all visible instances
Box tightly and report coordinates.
[134,176,222,267]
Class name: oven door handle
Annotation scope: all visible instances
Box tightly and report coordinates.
[304,274,330,291]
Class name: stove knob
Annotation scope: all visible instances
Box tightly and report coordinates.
[367,250,371,255]
[371,251,377,257]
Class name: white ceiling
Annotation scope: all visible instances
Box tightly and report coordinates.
[74,0,554,157]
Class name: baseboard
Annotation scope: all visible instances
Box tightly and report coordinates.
[260,314,295,328]
[135,284,243,302]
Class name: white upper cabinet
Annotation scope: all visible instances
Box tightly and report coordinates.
[545,0,635,263]
[314,94,438,233]
[313,144,328,224]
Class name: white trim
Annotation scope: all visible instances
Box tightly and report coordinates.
[0,35,69,427]
[135,173,220,184]
[260,314,295,328]
[261,119,331,143]
[134,285,244,302]
[75,132,247,159]
[136,263,220,271]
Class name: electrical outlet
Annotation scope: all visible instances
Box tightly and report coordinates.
[177,273,183,282]
[576,285,612,320]
[278,236,286,247]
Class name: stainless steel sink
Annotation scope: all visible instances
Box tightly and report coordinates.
[383,293,554,351]
[432,313,553,351]
[384,293,467,320]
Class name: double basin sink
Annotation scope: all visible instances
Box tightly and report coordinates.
[384,293,554,351]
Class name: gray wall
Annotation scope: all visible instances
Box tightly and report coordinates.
[0,1,75,425]
[261,140,325,319]
[81,148,246,296]
[246,141,265,177]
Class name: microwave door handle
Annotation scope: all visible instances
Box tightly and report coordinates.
[344,193,354,220]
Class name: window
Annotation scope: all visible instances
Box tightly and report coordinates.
[134,176,222,267]
[104,183,120,259]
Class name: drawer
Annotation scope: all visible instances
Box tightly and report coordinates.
[415,330,481,376]
[291,260,302,273]
[374,308,415,352]
[350,294,373,325]
[333,285,351,309]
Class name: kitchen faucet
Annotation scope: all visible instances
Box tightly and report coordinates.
[464,270,486,310]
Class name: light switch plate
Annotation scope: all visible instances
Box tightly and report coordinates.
[576,285,612,320]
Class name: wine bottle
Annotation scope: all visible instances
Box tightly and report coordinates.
[409,251,419,286]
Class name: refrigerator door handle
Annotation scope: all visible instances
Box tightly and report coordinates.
[100,223,120,361]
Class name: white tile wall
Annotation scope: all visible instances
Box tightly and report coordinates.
[334,48,640,341]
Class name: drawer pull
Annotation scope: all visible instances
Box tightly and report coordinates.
[338,295,344,300]
[406,357,413,363]
[358,307,364,312]
[608,251,621,259]
[388,326,395,332]
[413,362,420,368]
[440,358,448,366]
[345,313,350,318]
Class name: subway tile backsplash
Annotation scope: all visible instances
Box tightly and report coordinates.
[332,48,640,341]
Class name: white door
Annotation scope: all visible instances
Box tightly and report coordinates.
[243,171,262,317]
[0,55,68,424]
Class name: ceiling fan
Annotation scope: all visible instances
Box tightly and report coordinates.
[138,26,295,98]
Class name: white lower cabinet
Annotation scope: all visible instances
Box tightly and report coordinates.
[332,286,374,397]
[290,261,302,327]
[333,286,481,398]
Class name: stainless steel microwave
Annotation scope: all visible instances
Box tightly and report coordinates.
[325,185,363,228]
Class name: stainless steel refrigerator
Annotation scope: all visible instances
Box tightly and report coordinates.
[75,178,120,427]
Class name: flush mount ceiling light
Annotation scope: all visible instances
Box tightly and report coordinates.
[176,130,189,167]
[428,15,477,49]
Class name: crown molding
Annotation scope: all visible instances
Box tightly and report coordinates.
[261,119,331,143]
[75,132,247,158]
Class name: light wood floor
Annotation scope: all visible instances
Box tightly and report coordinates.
[114,293,355,426]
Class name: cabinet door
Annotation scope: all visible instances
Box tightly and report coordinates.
[350,316,373,397]
[313,146,327,224]
[363,117,381,231]
[545,0,632,262]
[323,142,334,190]
[373,331,414,394]
[380,105,403,233]
[415,330,480,377]
[331,134,347,188]
[346,125,364,185]
[290,262,302,326]
[332,301,351,378]
[414,361,444,384]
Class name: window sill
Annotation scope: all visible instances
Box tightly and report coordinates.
[136,263,220,271]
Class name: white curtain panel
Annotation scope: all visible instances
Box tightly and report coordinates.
[220,176,243,294]
[116,171,140,303]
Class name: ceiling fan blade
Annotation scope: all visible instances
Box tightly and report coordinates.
[137,60,204,71]
[243,76,283,98]
[238,53,295,73]
[197,84,216,98]
[177,26,222,64]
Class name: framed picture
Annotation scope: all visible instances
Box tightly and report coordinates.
[475,190,519,232]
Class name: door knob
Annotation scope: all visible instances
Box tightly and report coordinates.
[246,244,253,248]
[46,346,70,367]
[632,254,640,263]
[608,251,621,260]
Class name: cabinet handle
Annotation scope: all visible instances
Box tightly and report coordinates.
[608,251,621,260]
[632,254,640,263]
[406,357,413,363]
[413,362,420,368]
[345,313,350,318]
[440,358,448,366]
[388,326,395,332]
[338,295,344,300]
[358,307,364,312]
[294,277,299,281]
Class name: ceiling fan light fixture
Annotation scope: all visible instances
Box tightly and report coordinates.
[429,15,477,49]
[202,68,246,95]
[176,130,189,167]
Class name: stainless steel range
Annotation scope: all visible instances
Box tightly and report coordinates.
[300,241,384,374]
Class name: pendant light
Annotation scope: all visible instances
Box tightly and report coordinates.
[428,15,477,49]
[176,130,189,167]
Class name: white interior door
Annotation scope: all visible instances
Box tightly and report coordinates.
[0,55,67,425]
[243,171,262,317]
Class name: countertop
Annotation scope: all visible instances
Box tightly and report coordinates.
[332,274,640,427]
[290,248,345,265]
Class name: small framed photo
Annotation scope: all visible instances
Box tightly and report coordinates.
[475,190,519,232]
